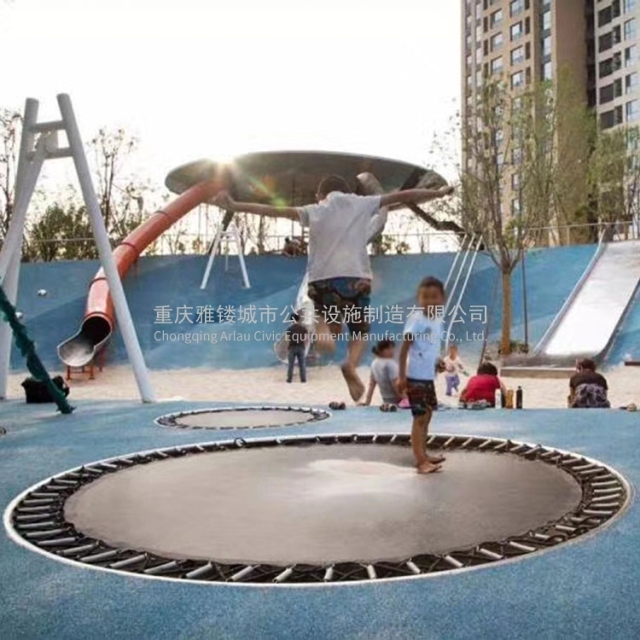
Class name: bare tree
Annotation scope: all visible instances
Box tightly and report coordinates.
[0,108,22,240]
[89,127,149,244]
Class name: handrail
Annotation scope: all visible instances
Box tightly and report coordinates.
[533,225,607,356]
[444,235,482,351]
[444,233,470,291]
[445,234,476,317]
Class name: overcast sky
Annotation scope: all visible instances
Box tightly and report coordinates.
[1,0,461,188]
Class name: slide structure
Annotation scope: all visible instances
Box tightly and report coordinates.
[533,240,640,363]
[57,179,224,369]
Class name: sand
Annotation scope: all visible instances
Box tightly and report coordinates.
[7,363,639,410]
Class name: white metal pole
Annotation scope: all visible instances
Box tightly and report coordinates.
[0,99,40,399]
[0,253,21,399]
[0,141,46,277]
[200,225,224,289]
[233,225,251,289]
[57,94,156,403]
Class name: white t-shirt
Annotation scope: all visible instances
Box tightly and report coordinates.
[370,357,400,404]
[403,311,444,381]
[297,192,382,283]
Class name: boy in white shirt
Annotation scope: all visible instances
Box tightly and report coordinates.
[214,176,453,402]
[399,276,447,474]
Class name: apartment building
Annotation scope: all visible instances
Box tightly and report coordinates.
[461,0,588,217]
[594,0,640,130]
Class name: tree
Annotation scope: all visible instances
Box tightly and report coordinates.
[0,108,22,241]
[588,125,640,239]
[24,202,97,262]
[89,127,148,244]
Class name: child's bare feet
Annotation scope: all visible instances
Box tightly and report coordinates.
[427,453,446,464]
[341,363,365,402]
[417,461,442,474]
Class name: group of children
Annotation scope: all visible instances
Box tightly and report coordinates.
[215,175,498,474]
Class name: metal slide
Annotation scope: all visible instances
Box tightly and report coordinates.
[536,240,640,361]
[57,179,225,369]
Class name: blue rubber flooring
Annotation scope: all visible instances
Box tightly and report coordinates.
[0,398,638,639]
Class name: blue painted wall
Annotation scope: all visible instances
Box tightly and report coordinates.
[10,244,605,373]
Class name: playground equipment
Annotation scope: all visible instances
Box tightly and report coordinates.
[7,432,627,585]
[0,283,73,413]
[0,95,155,403]
[57,179,224,371]
[200,222,250,290]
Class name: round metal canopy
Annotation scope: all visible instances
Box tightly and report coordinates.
[6,433,628,586]
[165,151,448,206]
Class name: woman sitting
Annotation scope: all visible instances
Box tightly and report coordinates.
[569,359,610,409]
[460,362,506,408]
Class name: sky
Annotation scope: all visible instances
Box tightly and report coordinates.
[0,0,462,190]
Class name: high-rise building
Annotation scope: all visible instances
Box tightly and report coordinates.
[461,0,589,219]
[594,0,640,130]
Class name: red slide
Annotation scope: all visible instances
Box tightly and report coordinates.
[57,178,225,368]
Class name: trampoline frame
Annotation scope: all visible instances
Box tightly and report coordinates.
[154,405,331,430]
[4,433,630,587]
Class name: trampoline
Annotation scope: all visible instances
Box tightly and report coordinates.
[155,406,330,430]
[6,434,628,585]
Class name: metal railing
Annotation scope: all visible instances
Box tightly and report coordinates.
[7,219,640,262]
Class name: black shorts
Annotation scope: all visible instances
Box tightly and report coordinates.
[406,378,438,417]
[307,277,371,334]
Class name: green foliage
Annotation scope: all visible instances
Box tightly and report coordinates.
[24,203,98,262]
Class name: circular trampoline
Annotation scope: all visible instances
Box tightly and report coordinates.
[155,406,330,430]
[6,434,628,585]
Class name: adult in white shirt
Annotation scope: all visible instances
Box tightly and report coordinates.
[214,177,454,402]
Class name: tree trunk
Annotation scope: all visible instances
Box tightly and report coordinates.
[500,269,512,356]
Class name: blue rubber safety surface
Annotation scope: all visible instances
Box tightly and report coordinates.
[0,398,638,640]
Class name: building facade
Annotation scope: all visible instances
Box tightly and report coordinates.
[594,0,640,130]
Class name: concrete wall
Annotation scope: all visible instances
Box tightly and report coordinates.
[8,243,606,374]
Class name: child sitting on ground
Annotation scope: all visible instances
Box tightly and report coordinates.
[359,339,403,407]
[442,344,468,396]
[460,362,506,408]
[399,276,447,474]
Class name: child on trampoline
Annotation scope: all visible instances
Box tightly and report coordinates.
[399,276,446,474]
[214,177,454,402]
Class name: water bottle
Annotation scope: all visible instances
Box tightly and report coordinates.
[516,386,523,409]
[495,388,502,409]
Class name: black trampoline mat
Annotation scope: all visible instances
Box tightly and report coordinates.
[176,409,320,429]
[64,444,583,565]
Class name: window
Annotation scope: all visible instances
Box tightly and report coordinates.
[511,46,525,65]
[511,199,521,216]
[511,174,520,190]
[543,61,553,80]
[627,99,640,122]
[542,36,552,57]
[626,45,638,67]
[491,57,504,75]
[600,79,623,103]
[511,21,523,40]
[491,32,504,50]
[510,0,524,16]
[625,0,637,13]
[600,105,624,129]
[511,70,524,88]
[490,9,503,28]
[627,72,640,94]
[542,10,551,31]
[625,18,637,41]
[512,147,523,164]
